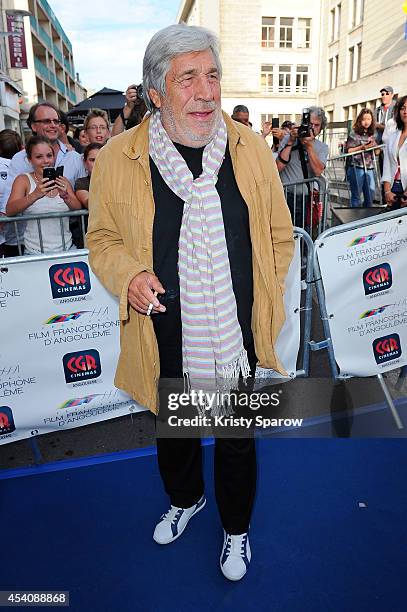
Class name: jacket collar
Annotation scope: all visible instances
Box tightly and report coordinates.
[121,109,247,161]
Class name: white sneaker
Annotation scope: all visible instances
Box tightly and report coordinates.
[153,495,206,545]
[220,530,251,581]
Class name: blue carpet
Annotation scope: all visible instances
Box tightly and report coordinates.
[1,439,407,612]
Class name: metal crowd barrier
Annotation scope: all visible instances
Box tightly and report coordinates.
[313,207,407,429]
[1,209,89,256]
[283,176,328,238]
[325,145,385,215]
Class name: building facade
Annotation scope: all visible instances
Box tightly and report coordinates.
[319,0,407,123]
[0,0,86,132]
[177,0,322,131]
[177,0,407,130]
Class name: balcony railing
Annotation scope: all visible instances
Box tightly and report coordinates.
[37,0,72,52]
[68,88,77,103]
[34,56,56,86]
[53,44,63,65]
[38,23,52,49]
[56,77,66,95]
[63,56,73,76]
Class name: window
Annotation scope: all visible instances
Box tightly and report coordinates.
[279,18,293,48]
[298,18,311,49]
[351,0,357,27]
[356,42,362,79]
[337,4,342,38]
[262,17,275,48]
[329,55,339,89]
[261,64,274,93]
[296,65,309,93]
[261,113,273,125]
[330,9,335,41]
[278,114,292,124]
[328,58,333,89]
[278,65,291,92]
[348,46,354,81]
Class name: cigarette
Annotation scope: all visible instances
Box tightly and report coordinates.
[146,290,158,316]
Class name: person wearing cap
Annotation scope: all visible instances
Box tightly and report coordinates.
[376,86,396,144]
[231,105,251,127]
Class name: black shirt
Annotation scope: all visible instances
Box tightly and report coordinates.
[150,142,255,377]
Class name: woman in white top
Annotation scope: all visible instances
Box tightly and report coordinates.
[382,95,407,209]
[6,135,81,254]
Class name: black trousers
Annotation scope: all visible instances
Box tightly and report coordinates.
[156,435,256,535]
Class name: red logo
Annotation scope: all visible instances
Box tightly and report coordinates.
[0,406,15,435]
[373,334,402,364]
[0,413,10,429]
[49,262,91,298]
[67,354,97,373]
[363,263,392,295]
[63,349,101,383]
[54,266,86,287]
[375,337,399,355]
[365,267,389,286]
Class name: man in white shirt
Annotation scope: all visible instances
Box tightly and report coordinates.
[0,102,86,250]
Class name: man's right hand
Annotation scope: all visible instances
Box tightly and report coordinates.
[128,271,166,315]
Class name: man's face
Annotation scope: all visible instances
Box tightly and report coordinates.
[310,113,322,137]
[31,106,60,143]
[233,111,250,126]
[380,90,393,105]
[149,49,222,148]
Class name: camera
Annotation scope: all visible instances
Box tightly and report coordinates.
[297,108,312,139]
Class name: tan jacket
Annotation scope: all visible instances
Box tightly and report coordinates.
[87,112,294,413]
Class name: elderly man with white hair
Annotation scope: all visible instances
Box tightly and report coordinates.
[87,23,294,581]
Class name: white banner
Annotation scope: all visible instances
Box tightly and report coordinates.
[0,240,302,445]
[0,252,145,446]
[316,213,407,376]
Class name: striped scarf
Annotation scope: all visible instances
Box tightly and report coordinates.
[149,111,250,405]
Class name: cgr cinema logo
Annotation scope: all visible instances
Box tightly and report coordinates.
[363,263,392,296]
[0,406,15,435]
[372,333,402,365]
[49,262,91,299]
[62,349,101,384]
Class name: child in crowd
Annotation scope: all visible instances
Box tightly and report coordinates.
[75,143,103,209]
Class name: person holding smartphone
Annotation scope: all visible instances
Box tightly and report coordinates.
[6,136,81,254]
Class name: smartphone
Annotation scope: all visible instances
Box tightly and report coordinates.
[43,166,64,182]
[42,167,56,181]
[271,117,280,147]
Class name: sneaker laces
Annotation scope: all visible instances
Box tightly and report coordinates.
[161,506,183,525]
[225,533,247,557]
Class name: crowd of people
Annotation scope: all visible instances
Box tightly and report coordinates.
[0,76,406,258]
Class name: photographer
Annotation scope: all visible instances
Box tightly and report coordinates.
[111,84,147,136]
[276,107,328,226]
